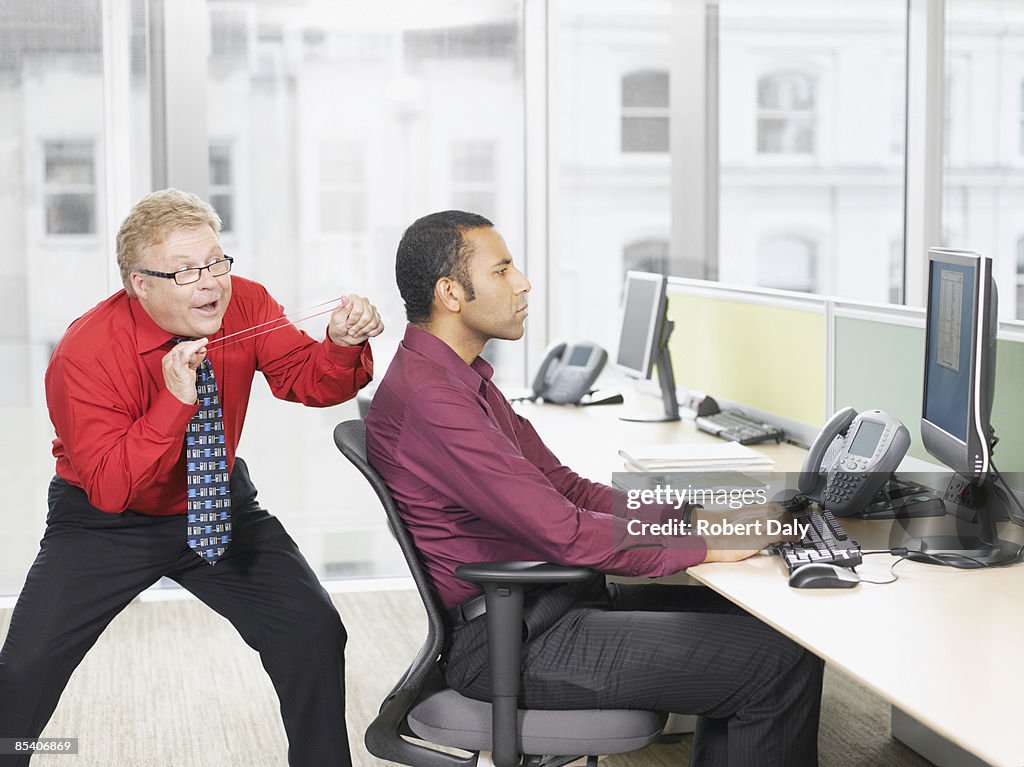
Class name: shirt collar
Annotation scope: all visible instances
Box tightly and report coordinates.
[402,324,494,392]
[129,296,177,353]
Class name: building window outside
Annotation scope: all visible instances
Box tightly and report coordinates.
[757,235,818,292]
[451,140,497,219]
[319,139,367,234]
[1017,237,1024,320]
[621,70,669,153]
[623,238,670,280]
[43,140,97,236]
[889,237,903,304]
[756,71,816,155]
[209,143,234,234]
[1019,80,1024,156]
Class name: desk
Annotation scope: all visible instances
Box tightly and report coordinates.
[514,399,1023,767]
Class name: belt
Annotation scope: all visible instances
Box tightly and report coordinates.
[446,593,487,625]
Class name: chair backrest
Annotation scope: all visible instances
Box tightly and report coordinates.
[333,420,476,767]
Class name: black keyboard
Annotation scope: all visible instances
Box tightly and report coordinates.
[772,509,862,572]
[695,410,785,445]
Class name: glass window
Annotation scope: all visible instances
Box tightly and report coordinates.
[0,0,122,597]
[889,237,904,304]
[720,1,906,305]
[319,139,367,234]
[210,5,249,66]
[1017,236,1024,320]
[451,140,497,219]
[757,235,817,292]
[943,0,1024,320]
[43,140,97,235]
[204,1,526,582]
[209,142,234,234]
[550,1,672,348]
[623,238,670,279]
[621,70,669,153]
[1019,80,1024,156]
[756,71,816,155]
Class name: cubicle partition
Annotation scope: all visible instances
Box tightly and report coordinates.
[664,280,827,437]
[665,279,1024,471]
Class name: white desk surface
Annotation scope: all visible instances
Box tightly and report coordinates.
[514,398,1023,767]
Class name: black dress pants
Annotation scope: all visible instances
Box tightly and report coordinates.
[444,578,824,767]
[0,459,351,767]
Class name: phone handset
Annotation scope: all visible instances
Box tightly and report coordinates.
[530,340,608,405]
[531,341,567,400]
[799,407,912,516]
[797,407,858,496]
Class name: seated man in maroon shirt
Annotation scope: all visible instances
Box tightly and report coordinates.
[0,189,383,767]
[365,210,825,767]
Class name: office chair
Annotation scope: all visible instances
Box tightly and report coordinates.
[333,419,668,767]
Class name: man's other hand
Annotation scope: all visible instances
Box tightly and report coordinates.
[328,295,384,346]
[696,502,800,563]
[162,338,208,405]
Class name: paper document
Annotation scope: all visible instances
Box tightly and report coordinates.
[618,441,774,471]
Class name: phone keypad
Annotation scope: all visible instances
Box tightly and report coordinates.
[822,471,868,506]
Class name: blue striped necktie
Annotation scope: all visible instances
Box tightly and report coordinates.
[183,354,232,563]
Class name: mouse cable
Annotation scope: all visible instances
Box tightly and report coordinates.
[855,550,901,585]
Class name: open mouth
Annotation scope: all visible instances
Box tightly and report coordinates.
[194,300,220,314]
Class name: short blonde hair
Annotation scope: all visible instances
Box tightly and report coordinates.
[116,188,222,296]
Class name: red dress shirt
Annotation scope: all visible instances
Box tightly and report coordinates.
[365,324,706,609]
[46,276,373,515]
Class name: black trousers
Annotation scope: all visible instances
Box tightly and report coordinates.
[0,459,351,767]
[444,578,824,767]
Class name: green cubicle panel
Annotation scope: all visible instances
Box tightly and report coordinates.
[833,316,928,461]
[666,292,826,427]
[990,338,1024,472]
[834,315,1024,470]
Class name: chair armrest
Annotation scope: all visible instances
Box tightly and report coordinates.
[455,560,593,586]
[454,562,594,767]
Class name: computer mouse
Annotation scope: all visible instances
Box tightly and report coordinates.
[788,562,860,589]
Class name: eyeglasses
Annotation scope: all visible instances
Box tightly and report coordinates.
[137,256,234,286]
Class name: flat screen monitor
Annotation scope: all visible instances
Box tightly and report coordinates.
[615,271,679,421]
[615,272,667,379]
[920,248,997,479]
[907,247,1020,566]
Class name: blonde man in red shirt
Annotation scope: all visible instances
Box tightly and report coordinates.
[0,188,382,766]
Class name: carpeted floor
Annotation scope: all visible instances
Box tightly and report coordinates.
[0,588,932,766]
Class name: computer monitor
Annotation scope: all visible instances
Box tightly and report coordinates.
[614,271,680,422]
[921,248,998,479]
[906,247,1020,565]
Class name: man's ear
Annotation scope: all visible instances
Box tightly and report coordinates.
[434,276,463,314]
[129,271,149,299]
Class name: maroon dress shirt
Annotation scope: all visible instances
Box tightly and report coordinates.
[365,324,706,609]
[46,276,373,515]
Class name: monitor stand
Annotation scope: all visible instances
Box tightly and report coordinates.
[853,475,946,519]
[619,327,680,423]
[900,475,1021,567]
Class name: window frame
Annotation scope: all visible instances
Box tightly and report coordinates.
[621,68,670,154]
[41,138,100,240]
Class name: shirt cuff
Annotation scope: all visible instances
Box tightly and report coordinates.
[663,536,708,570]
[323,332,373,367]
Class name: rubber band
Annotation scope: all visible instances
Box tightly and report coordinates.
[204,297,342,352]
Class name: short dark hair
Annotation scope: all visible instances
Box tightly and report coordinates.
[396,210,494,324]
